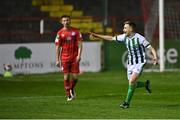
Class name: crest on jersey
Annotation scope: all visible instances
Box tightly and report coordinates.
[71,32,76,36]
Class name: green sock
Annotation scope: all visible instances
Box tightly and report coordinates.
[125,84,136,104]
[136,81,146,88]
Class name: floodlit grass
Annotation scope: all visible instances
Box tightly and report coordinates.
[0,71,180,119]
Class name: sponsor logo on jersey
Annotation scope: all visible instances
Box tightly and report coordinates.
[66,36,71,42]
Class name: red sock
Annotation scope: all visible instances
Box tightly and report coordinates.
[64,80,70,97]
[70,79,78,90]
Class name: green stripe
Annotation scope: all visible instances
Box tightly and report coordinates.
[137,38,144,63]
[124,36,127,44]
[124,37,129,64]
[128,39,133,65]
[132,38,138,64]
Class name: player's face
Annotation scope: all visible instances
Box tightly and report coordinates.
[61,17,71,28]
[123,24,133,36]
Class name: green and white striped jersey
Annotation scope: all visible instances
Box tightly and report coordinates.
[113,33,151,65]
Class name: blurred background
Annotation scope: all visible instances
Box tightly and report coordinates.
[0,0,180,74]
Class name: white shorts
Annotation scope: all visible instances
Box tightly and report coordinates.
[127,63,145,80]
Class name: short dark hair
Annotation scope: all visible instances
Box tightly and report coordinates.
[124,21,136,30]
[60,15,71,19]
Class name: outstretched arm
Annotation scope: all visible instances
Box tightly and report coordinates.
[89,32,114,41]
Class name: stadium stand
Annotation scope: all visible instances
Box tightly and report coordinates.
[0,0,114,43]
[33,0,112,34]
[3,0,178,43]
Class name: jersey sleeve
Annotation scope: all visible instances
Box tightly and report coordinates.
[76,31,83,42]
[112,34,126,43]
[55,33,61,46]
[142,37,151,48]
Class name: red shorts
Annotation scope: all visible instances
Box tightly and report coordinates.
[61,61,80,74]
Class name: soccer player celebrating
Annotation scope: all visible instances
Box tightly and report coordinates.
[55,15,83,101]
[89,21,157,108]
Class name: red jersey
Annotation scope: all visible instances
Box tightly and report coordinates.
[55,27,83,62]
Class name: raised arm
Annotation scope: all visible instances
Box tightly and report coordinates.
[89,32,114,41]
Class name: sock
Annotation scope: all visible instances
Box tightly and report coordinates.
[64,79,71,97]
[125,84,136,104]
[70,79,78,90]
[136,81,146,88]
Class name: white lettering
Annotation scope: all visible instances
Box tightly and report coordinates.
[167,48,178,64]
[122,48,178,67]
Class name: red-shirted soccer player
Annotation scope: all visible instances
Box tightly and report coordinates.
[55,15,83,101]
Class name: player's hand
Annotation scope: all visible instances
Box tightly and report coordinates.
[152,58,158,65]
[76,56,81,62]
[89,32,95,40]
[56,61,60,67]
[89,32,98,40]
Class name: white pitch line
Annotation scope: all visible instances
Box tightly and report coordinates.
[0,92,180,101]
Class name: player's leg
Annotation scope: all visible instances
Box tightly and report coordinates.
[120,71,139,109]
[134,64,151,93]
[70,61,80,99]
[120,64,141,108]
[124,71,151,105]
[61,62,72,101]
[64,73,73,101]
[70,73,78,99]
[145,80,151,93]
[120,63,150,108]
[136,79,151,93]
[126,72,139,103]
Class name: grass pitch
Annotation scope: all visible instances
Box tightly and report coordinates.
[0,71,180,119]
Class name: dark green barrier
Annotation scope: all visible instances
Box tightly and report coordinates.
[104,40,180,70]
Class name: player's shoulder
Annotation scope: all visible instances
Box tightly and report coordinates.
[71,27,80,32]
[135,33,145,40]
[116,33,126,37]
[113,33,126,42]
[57,28,64,34]
[117,33,126,39]
[135,33,144,37]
